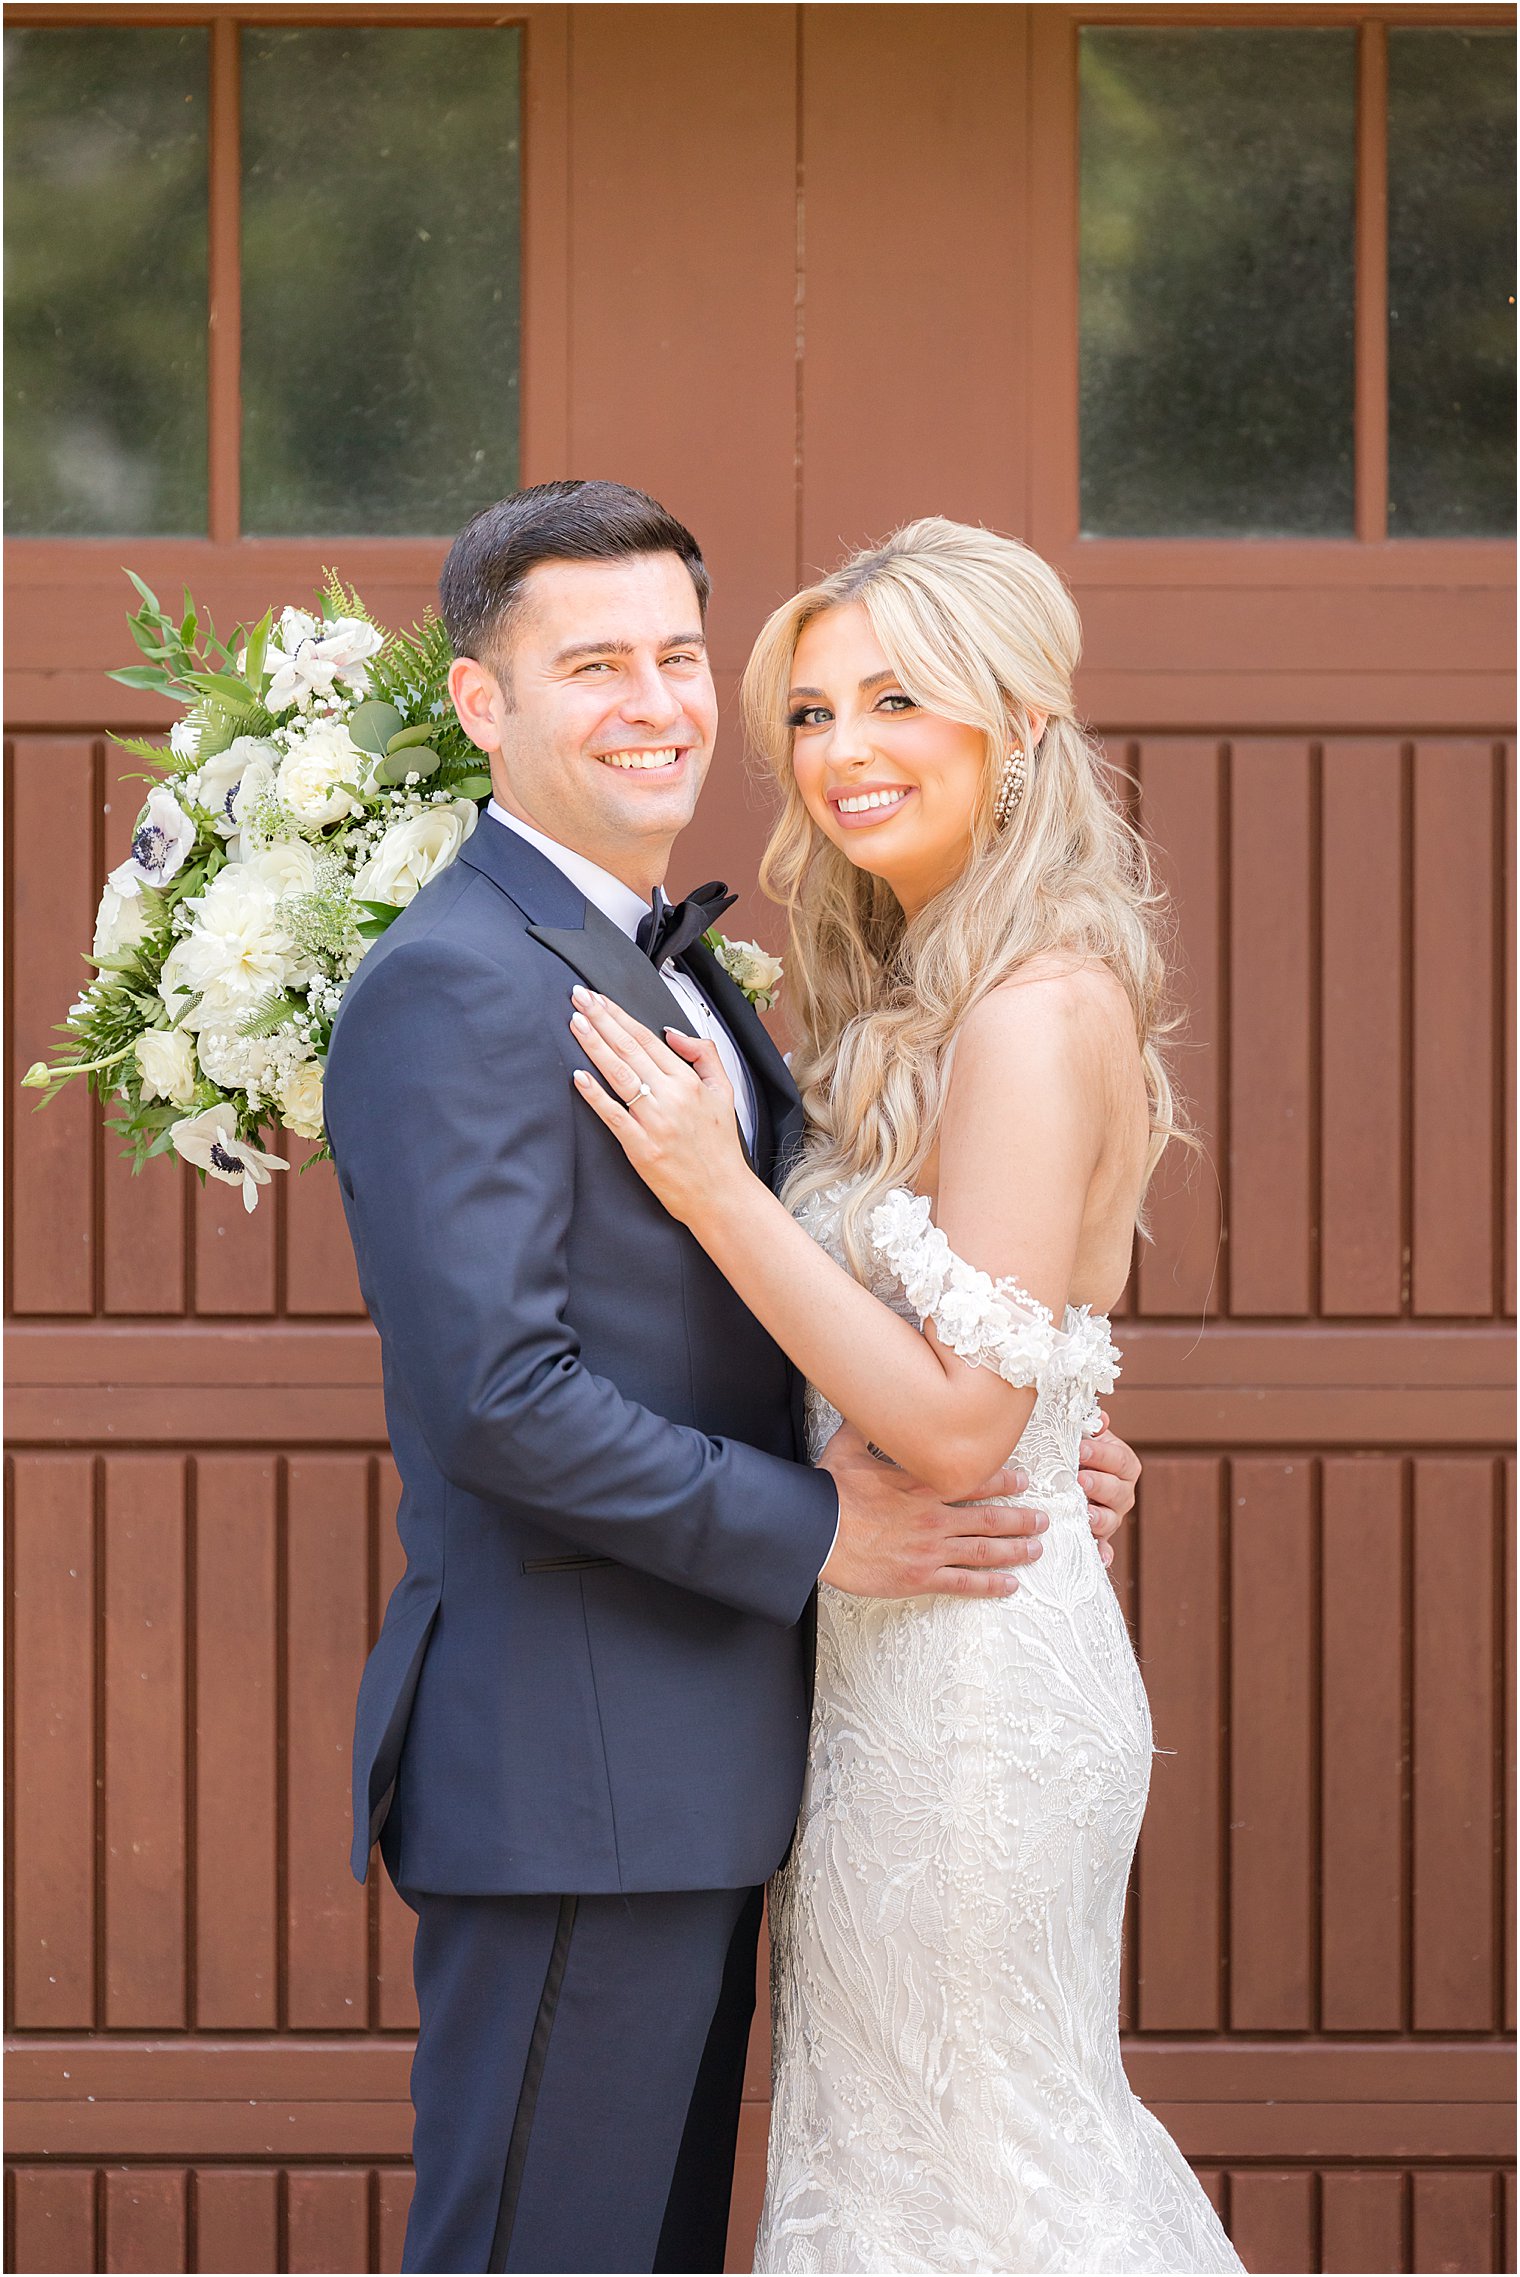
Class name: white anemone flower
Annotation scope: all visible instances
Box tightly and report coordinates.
[169,716,202,762]
[120,785,197,893]
[170,1103,288,1213]
[188,735,280,837]
[93,867,152,959]
[264,608,384,714]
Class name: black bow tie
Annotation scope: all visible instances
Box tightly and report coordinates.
[637,881,737,969]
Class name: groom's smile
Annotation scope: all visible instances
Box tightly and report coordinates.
[449,550,718,899]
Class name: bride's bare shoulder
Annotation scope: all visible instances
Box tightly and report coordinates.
[958,953,1135,1068]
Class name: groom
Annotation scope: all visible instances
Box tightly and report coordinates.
[324,480,1140,2276]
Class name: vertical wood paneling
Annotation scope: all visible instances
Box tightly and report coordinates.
[194,1172,278,1316]
[377,2167,414,2275]
[9,2169,96,2277]
[373,1461,417,2032]
[284,1143,366,1316]
[1505,1459,1515,2035]
[1322,2169,1405,2275]
[194,2170,279,2277]
[10,738,97,1314]
[100,751,185,1317]
[563,6,798,920]
[1411,742,1495,1315]
[1137,741,1226,1318]
[1411,2171,1499,2276]
[1320,741,1404,1313]
[568,5,796,656]
[285,2169,368,2277]
[1227,2169,1317,2276]
[1412,1458,1498,2030]
[1135,1460,1224,2030]
[103,2168,186,2276]
[1320,1457,1405,2029]
[800,6,1027,562]
[103,1456,187,2029]
[10,1454,97,2028]
[1229,742,1314,1314]
[193,1456,279,2028]
[1229,1459,1315,2031]
[285,1457,370,2028]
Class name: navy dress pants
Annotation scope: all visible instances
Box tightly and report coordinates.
[400,1882,763,2274]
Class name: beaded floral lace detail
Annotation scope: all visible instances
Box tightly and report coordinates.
[754,1181,1242,2276]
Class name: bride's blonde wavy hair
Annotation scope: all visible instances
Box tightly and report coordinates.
[742,516,1184,1273]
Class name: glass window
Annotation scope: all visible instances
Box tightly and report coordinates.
[1387,29,1516,537]
[1079,28,1357,537]
[240,25,521,536]
[4,27,209,535]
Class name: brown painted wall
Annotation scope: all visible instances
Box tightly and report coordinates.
[5,7,1514,2273]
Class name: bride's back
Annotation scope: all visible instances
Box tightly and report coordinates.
[916,949,1153,1320]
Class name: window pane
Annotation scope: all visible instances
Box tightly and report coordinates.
[4,28,208,535]
[1080,29,1356,537]
[1388,30,1516,538]
[241,26,521,536]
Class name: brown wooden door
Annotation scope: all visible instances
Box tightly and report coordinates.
[6,7,1514,2273]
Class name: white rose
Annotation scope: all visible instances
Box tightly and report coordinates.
[276,718,365,827]
[160,868,293,1029]
[135,1027,198,1108]
[169,717,201,762]
[278,1056,326,1140]
[93,864,151,959]
[121,784,197,892]
[245,839,321,899]
[712,934,784,1009]
[189,735,280,837]
[351,798,479,909]
[265,608,385,713]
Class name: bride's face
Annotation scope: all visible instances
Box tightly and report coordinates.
[787,604,990,917]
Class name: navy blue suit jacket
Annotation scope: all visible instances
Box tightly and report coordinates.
[323,818,838,1895]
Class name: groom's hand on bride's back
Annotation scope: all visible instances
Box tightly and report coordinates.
[817,1422,1048,1600]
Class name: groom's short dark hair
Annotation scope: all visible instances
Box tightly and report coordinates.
[440,479,711,670]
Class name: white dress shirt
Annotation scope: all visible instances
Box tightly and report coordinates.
[487,802,757,1150]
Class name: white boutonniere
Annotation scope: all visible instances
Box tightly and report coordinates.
[704,929,784,1012]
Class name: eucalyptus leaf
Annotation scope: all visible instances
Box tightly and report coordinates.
[385,721,442,753]
[348,700,405,756]
[376,745,440,786]
[449,773,494,800]
[109,664,174,692]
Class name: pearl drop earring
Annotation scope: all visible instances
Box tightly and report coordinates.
[994,748,1027,828]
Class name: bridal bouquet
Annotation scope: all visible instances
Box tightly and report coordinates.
[24,572,492,1210]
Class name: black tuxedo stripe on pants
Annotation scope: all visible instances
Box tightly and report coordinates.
[403,1884,761,2274]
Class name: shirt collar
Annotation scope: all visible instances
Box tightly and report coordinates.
[486,800,652,942]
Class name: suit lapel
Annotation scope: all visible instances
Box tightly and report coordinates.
[458,820,702,1043]
[681,940,804,1193]
[527,907,703,1045]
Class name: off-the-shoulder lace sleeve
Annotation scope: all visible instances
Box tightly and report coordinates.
[867,1188,1120,1397]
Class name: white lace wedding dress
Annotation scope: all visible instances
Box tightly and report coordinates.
[754,1183,1242,2276]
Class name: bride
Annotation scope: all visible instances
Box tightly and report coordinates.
[568,518,1242,2275]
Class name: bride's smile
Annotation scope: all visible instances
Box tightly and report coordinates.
[788,598,1047,917]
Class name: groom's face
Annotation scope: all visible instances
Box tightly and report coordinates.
[452,551,718,894]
